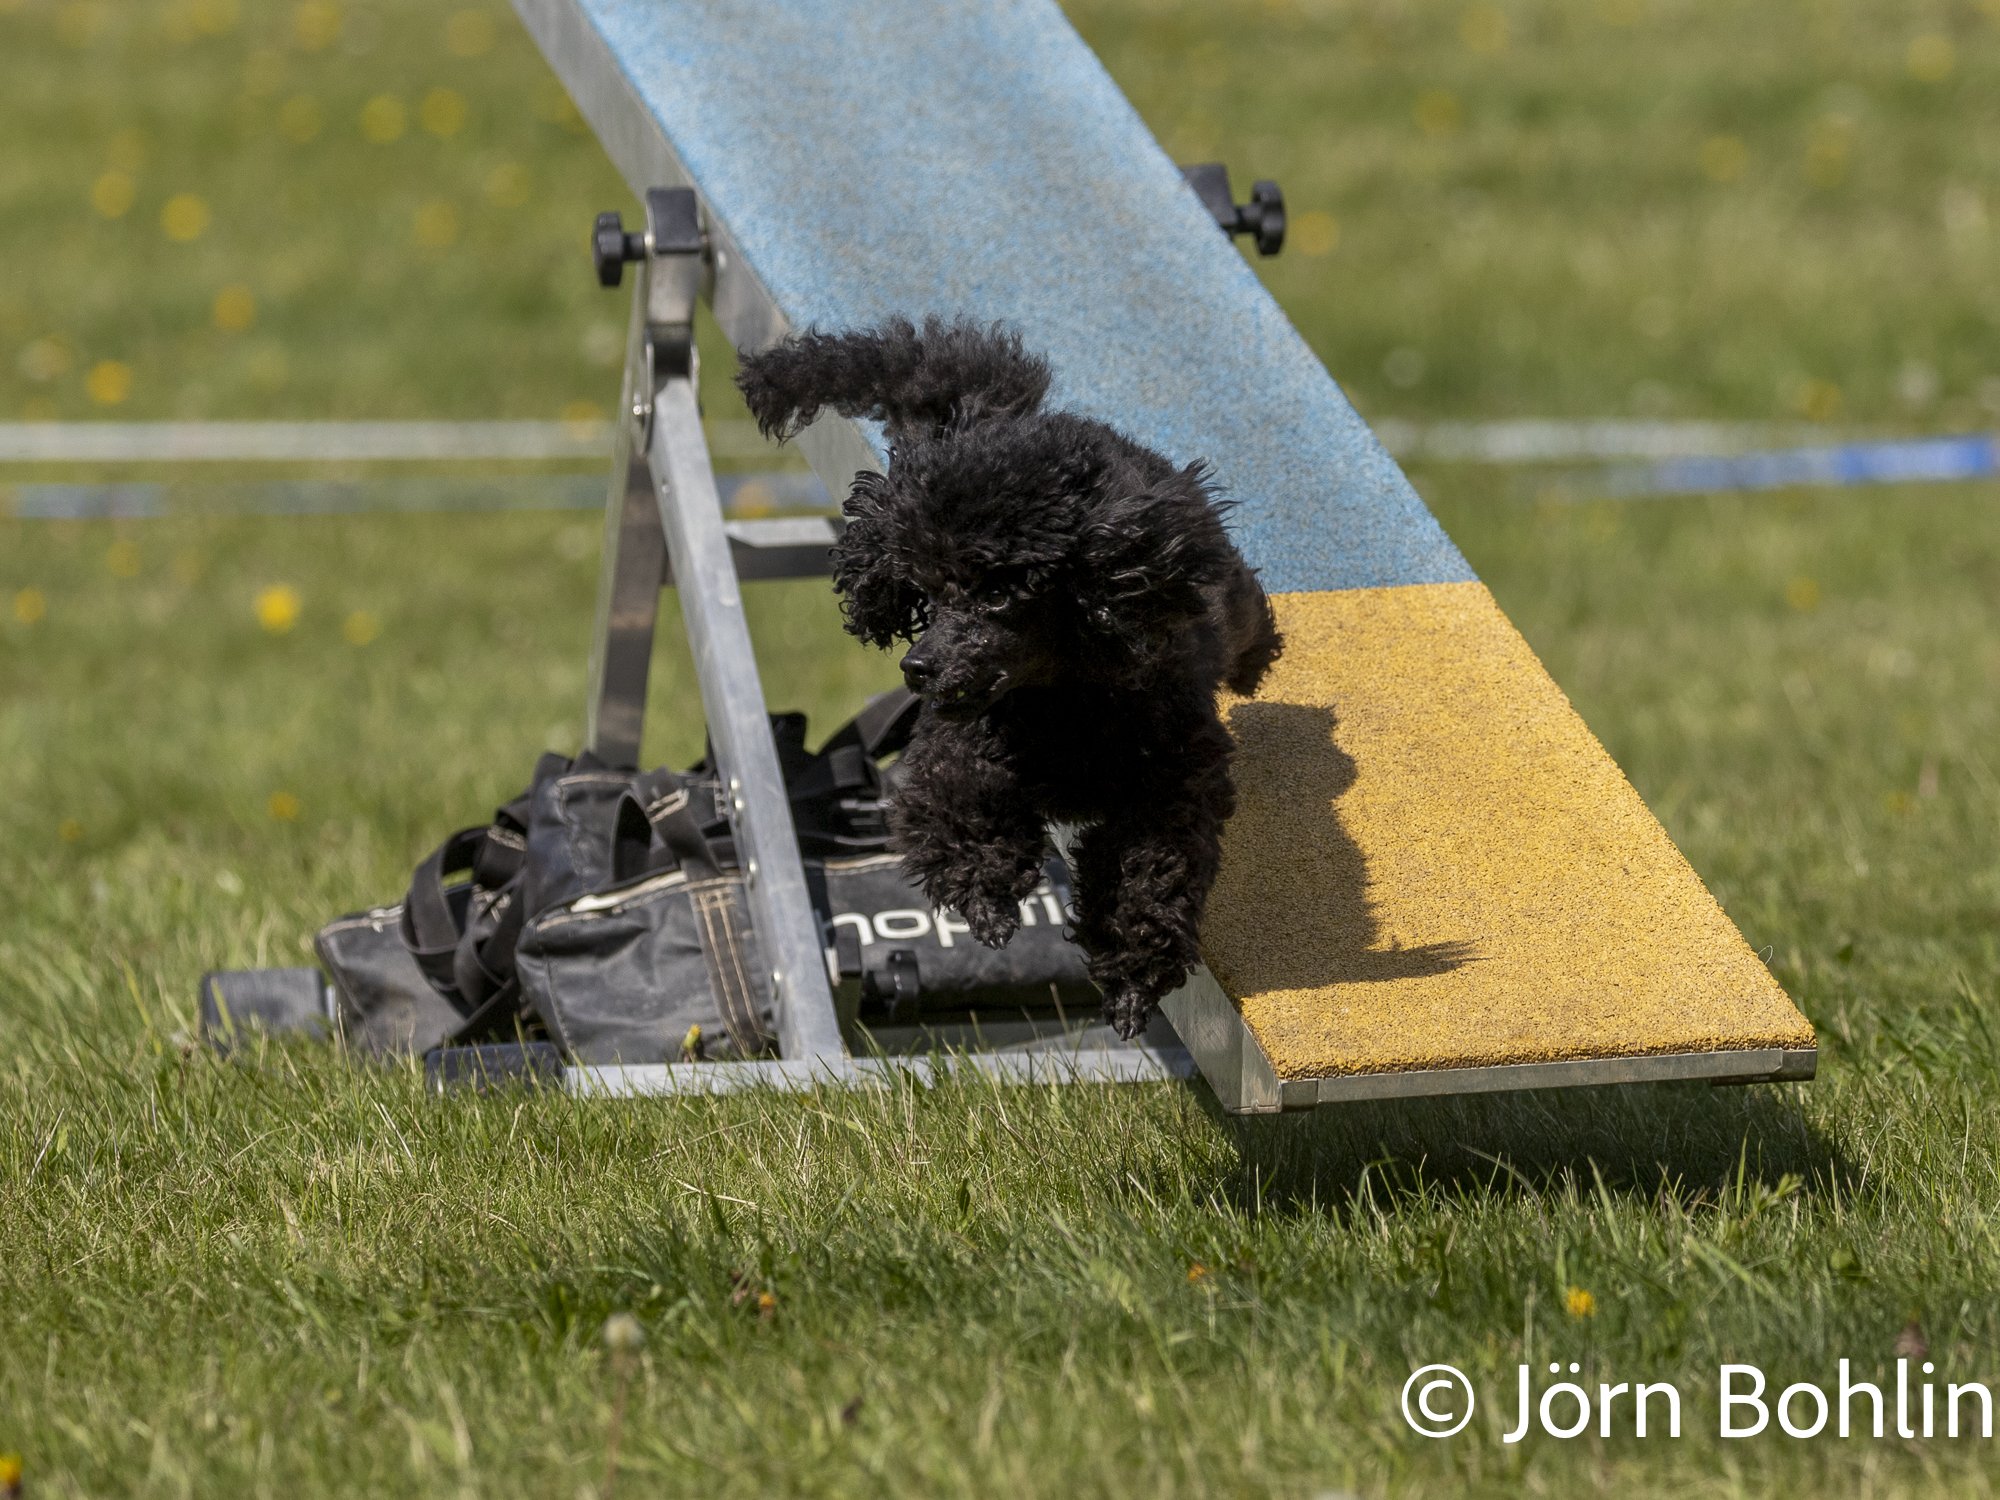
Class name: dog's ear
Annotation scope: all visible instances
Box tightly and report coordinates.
[737,316,1050,444]
[1072,462,1227,642]
[831,472,928,648]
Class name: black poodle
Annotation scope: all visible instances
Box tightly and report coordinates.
[738,317,1283,1038]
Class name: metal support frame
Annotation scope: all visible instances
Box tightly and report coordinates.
[581,188,844,1065]
[559,192,1813,1113]
[498,0,1819,1114]
[570,186,1191,1093]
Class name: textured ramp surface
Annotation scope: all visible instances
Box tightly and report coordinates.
[1205,587,1814,1079]
[572,0,1470,596]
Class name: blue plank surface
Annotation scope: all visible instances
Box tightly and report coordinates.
[575,0,1472,595]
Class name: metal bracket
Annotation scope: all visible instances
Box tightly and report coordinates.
[582,184,845,1066]
[1179,162,1286,256]
[594,188,710,444]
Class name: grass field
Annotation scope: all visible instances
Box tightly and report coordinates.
[5,1,2000,1495]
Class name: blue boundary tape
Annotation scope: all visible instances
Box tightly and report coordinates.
[1626,433,2000,496]
[7,435,1993,520]
[1,471,831,521]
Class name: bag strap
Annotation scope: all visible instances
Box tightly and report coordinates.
[450,886,526,1009]
[399,826,489,1003]
[820,686,921,761]
[612,783,724,885]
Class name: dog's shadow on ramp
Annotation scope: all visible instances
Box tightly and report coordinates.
[1215,700,1476,991]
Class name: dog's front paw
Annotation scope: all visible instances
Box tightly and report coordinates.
[1098,983,1159,1041]
[953,889,1020,948]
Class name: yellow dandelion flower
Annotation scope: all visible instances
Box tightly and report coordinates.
[1795,377,1842,422]
[1187,1262,1212,1284]
[359,94,407,144]
[1699,135,1747,183]
[86,360,132,405]
[57,819,84,843]
[1785,576,1821,612]
[255,583,301,633]
[292,0,340,51]
[413,199,460,249]
[560,398,604,443]
[212,284,256,332]
[161,192,211,242]
[56,1,105,46]
[1459,3,1508,55]
[13,587,47,625]
[278,94,323,143]
[91,170,136,218]
[191,0,238,34]
[1565,1285,1597,1318]
[484,160,529,207]
[1293,209,1339,256]
[420,86,467,138]
[20,336,73,383]
[755,1290,777,1316]
[1805,119,1853,189]
[105,539,141,578]
[267,790,301,821]
[444,8,495,57]
[1907,33,1955,83]
[341,609,380,645]
[1414,88,1462,137]
[733,478,775,518]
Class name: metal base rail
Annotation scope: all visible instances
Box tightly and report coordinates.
[1160,965,1816,1114]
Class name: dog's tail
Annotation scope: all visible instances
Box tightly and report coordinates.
[1220,559,1283,696]
[736,315,1051,445]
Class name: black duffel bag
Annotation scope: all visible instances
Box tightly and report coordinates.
[313,690,1094,1062]
[512,780,775,1064]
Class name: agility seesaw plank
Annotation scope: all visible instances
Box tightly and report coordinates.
[513,0,1815,1111]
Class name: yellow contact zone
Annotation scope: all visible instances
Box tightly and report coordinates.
[1203,581,1815,1081]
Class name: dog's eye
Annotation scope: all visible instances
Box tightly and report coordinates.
[974,578,1013,608]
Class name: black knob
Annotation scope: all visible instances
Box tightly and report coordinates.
[1177,163,1287,256]
[1244,179,1285,256]
[591,211,648,288]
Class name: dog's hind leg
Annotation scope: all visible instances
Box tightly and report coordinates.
[736,316,1051,445]
[1067,722,1236,1038]
[889,716,1049,948]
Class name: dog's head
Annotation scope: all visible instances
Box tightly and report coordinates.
[831,415,1232,718]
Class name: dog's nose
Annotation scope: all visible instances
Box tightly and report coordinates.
[900,650,936,692]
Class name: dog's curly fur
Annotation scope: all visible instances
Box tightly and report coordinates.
[739,316,1282,1038]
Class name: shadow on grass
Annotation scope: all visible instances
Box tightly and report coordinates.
[1182,1078,1860,1221]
